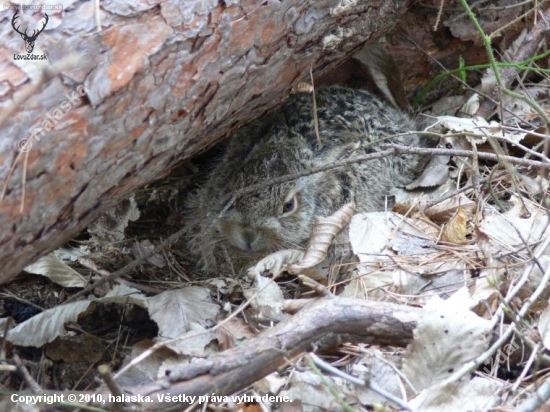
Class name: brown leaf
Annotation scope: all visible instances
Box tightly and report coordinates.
[441,206,469,243]
[287,202,355,275]
[216,318,257,351]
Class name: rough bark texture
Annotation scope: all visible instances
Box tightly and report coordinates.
[0,0,410,284]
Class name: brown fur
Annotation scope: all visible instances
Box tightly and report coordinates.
[185,85,432,275]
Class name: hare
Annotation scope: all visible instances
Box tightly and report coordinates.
[185,85,431,275]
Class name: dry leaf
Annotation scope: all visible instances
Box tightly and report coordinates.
[24,252,88,288]
[101,284,148,307]
[281,371,342,411]
[147,287,219,339]
[243,275,286,322]
[424,192,475,224]
[405,155,449,189]
[517,175,549,197]
[216,317,257,351]
[441,206,469,243]
[7,301,92,347]
[88,196,140,243]
[254,372,287,396]
[147,287,219,355]
[287,202,355,274]
[539,304,550,351]
[403,288,492,392]
[480,196,548,248]
[117,339,185,386]
[460,93,480,116]
[290,82,313,94]
[410,377,502,411]
[247,249,305,278]
[349,348,403,405]
[350,212,439,263]
[438,115,526,145]
[45,334,104,363]
[132,240,166,268]
[162,326,217,356]
[7,285,147,348]
[428,95,469,116]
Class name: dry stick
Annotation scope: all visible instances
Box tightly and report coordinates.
[436,230,550,389]
[470,139,481,199]
[514,374,550,412]
[68,144,548,301]
[432,0,446,31]
[496,127,550,163]
[511,342,540,393]
[20,150,29,213]
[121,297,422,412]
[98,365,127,412]
[23,299,421,411]
[94,0,102,32]
[66,143,539,302]
[64,227,189,303]
[476,6,550,119]
[219,143,550,218]
[310,65,322,148]
[113,269,288,380]
[308,353,417,412]
[12,352,42,394]
[389,144,550,168]
[306,354,356,412]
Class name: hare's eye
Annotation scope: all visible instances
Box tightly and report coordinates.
[281,195,297,216]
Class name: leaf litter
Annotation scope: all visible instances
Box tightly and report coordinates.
[3,13,550,412]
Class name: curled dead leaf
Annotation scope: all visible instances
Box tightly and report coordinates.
[287,202,355,275]
[441,206,469,244]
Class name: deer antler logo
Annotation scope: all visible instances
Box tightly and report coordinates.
[11,11,49,54]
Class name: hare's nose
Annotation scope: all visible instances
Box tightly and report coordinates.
[241,228,260,252]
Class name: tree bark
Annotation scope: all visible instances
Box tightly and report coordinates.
[0,0,409,284]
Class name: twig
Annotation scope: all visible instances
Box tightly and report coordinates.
[219,141,550,218]
[389,143,550,168]
[511,342,540,393]
[65,226,189,303]
[298,275,332,297]
[437,235,550,388]
[310,66,322,148]
[98,365,127,411]
[114,270,287,380]
[20,150,29,213]
[306,354,355,412]
[12,352,42,393]
[472,2,550,118]
[514,375,550,412]
[433,0,445,31]
[308,353,417,412]
[95,0,102,32]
